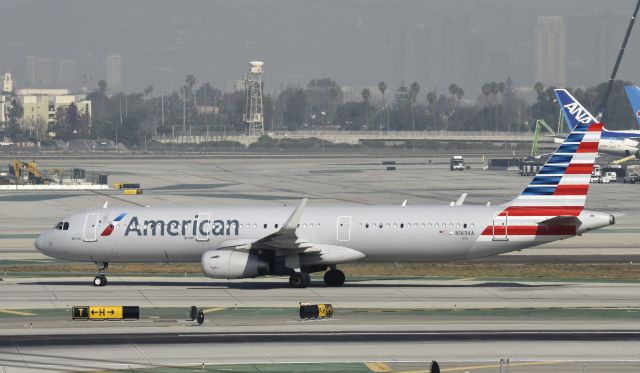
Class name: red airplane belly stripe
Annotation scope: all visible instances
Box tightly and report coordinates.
[553,185,589,195]
[501,206,583,216]
[481,225,577,236]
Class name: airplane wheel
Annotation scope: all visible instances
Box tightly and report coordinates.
[289,272,310,288]
[324,270,345,287]
[93,275,107,287]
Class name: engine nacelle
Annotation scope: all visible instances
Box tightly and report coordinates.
[201,250,270,279]
[623,138,640,148]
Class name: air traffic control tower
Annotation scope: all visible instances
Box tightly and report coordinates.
[243,61,264,136]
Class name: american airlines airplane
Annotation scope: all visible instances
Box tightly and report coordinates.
[35,89,615,288]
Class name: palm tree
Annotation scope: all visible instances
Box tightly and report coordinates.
[409,82,420,131]
[361,88,370,128]
[378,81,389,132]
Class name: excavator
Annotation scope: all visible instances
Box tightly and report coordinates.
[10,160,46,184]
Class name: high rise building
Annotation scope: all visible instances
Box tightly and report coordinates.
[37,57,54,87]
[57,59,77,88]
[106,54,122,92]
[26,55,37,87]
[534,16,567,87]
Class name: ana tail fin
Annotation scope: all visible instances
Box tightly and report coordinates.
[624,85,640,127]
[506,89,602,217]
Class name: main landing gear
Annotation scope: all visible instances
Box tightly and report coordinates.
[289,272,311,288]
[93,262,108,287]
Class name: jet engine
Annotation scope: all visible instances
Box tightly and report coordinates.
[201,250,271,279]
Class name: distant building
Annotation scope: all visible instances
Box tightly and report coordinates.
[2,71,12,93]
[16,88,92,136]
[57,59,77,89]
[25,55,55,87]
[106,55,122,92]
[25,55,37,87]
[534,16,567,87]
[231,79,245,92]
[0,95,7,123]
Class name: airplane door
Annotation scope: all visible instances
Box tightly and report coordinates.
[82,213,100,242]
[337,216,351,242]
[196,212,211,241]
[492,212,508,241]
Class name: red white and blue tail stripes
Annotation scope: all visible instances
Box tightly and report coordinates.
[506,89,602,216]
[478,89,602,241]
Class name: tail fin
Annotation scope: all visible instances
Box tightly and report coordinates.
[506,89,602,217]
[624,85,640,127]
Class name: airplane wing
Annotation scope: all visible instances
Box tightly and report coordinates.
[218,198,315,253]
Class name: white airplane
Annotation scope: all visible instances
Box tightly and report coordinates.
[35,89,614,288]
[558,85,640,157]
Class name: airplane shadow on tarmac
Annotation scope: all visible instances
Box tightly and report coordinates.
[21,279,564,290]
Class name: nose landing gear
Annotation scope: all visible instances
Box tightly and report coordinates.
[93,262,108,287]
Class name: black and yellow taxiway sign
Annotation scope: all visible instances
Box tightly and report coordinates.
[72,306,139,320]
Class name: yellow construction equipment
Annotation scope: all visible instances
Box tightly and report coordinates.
[10,160,45,184]
[123,189,143,195]
[531,119,556,157]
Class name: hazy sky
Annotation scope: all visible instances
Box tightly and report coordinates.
[1,0,639,97]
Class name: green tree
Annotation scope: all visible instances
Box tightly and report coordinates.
[409,82,420,131]
[378,81,389,132]
[361,88,370,128]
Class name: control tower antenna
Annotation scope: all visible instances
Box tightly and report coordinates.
[244,61,264,136]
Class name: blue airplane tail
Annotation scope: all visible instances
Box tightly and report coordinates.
[624,85,640,127]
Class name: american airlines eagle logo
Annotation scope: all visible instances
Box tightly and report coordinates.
[100,213,127,236]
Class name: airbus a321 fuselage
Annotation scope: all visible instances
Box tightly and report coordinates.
[35,89,615,288]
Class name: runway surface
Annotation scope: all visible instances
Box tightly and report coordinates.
[2,330,640,372]
[2,276,640,309]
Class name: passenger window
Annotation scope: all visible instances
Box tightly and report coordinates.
[317,223,320,228]
[414,223,418,228]
[421,223,425,228]
[386,223,390,228]
[358,223,362,228]
[393,223,397,228]
[365,223,369,228]
[463,223,467,228]
[379,223,383,228]
[435,223,439,228]
[303,223,307,228]
[428,223,432,228]
[264,224,267,229]
[449,223,453,229]
[56,222,63,230]
[406,223,411,229]
[275,224,279,229]
[470,223,474,229]
[400,223,404,228]
[456,223,460,228]
[63,222,69,230]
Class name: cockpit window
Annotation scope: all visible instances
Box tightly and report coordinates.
[55,222,64,230]
[63,222,69,230]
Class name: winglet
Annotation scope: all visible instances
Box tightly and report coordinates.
[454,193,468,206]
[283,198,308,230]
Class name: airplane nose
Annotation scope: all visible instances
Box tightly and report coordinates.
[35,232,46,252]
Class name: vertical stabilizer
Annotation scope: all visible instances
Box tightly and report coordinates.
[624,85,640,127]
